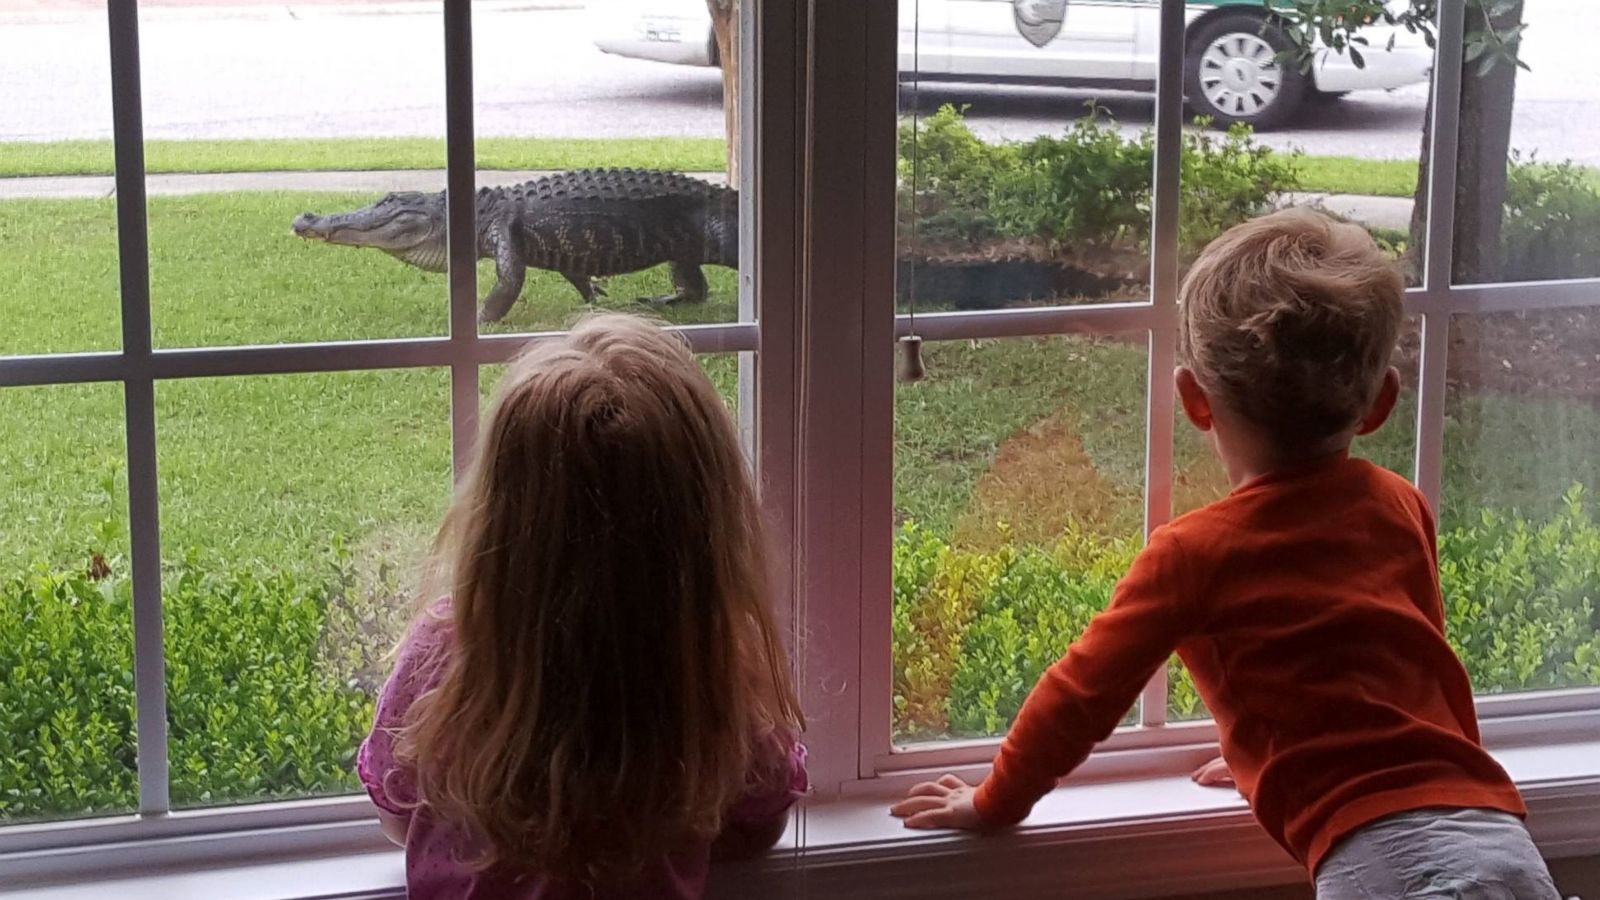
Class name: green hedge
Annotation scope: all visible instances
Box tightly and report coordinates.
[893,486,1600,741]
[897,104,1300,254]
[898,107,1600,284]
[5,490,1598,820]
[1,543,374,821]
[1501,153,1600,281]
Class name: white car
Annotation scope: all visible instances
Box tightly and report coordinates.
[591,0,1434,130]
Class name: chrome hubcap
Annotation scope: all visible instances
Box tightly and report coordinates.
[1199,32,1281,117]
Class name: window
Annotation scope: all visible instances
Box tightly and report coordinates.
[2,0,1597,881]
[0,0,774,843]
[874,0,1600,778]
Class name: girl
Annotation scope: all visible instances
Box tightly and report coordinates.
[358,313,808,899]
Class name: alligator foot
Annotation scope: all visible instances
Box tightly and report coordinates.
[669,262,709,304]
[563,272,607,304]
[632,292,687,306]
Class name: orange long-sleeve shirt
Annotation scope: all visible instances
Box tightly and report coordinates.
[972,454,1526,873]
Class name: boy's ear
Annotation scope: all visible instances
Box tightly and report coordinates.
[1355,367,1402,437]
[1175,367,1214,432]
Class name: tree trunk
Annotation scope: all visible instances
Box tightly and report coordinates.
[1408,1,1525,285]
[708,0,739,183]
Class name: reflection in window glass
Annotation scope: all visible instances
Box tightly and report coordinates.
[157,370,451,809]
[1442,311,1600,693]
[0,384,134,824]
[893,335,1147,743]
[0,8,120,355]
[1451,0,1600,284]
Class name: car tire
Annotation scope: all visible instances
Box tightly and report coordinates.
[1185,13,1306,131]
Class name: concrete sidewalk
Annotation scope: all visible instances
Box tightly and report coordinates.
[0,170,1413,231]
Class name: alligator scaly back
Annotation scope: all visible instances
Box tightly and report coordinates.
[293,168,739,323]
[481,168,735,203]
[474,168,739,321]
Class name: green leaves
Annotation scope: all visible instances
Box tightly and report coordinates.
[1440,484,1600,694]
[892,522,1139,740]
[7,483,1599,816]
[1500,151,1600,281]
[0,539,376,822]
[1275,0,1527,76]
[897,105,1300,257]
[894,488,1600,741]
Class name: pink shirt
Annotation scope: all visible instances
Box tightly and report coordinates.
[357,611,808,900]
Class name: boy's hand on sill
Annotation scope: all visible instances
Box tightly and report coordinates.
[1191,756,1236,789]
[890,774,986,831]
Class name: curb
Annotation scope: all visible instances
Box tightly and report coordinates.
[1279,191,1414,233]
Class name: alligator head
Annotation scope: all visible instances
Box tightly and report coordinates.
[292,191,449,273]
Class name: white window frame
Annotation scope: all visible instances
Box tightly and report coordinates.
[2,0,1599,888]
[0,0,799,879]
[795,0,1600,793]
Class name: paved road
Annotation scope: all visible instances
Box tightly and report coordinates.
[1,0,1595,163]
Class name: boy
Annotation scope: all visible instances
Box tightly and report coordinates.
[890,209,1561,899]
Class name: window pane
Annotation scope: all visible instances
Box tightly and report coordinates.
[1452,1,1600,284]
[1441,310,1600,693]
[473,4,744,336]
[0,383,135,824]
[0,10,120,355]
[138,8,447,347]
[896,0,1153,312]
[156,370,451,809]
[1210,6,1433,289]
[892,334,1147,744]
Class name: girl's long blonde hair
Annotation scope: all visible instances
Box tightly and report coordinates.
[397,312,803,883]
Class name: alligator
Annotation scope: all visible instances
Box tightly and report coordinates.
[291,168,738,322]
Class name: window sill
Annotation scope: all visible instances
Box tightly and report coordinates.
[5,738,1598,900]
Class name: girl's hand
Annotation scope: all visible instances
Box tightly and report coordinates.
[1191,756,1235,788]
[889,774,986,830]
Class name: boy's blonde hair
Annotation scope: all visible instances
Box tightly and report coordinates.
[1178,208,1404,445]
[398,312,803,884]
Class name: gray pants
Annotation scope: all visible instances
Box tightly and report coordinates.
[1315,808,1564,900]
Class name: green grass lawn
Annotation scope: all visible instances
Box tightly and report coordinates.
[1291,156,1419,198]
[8,137,1599,206]
[5,191,1600,582]
[0,138,726,179]
[0,191,744,575]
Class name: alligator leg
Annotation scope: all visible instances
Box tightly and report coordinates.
[562,273,607,304]
[478,231,526,324]
[636,263,709,305]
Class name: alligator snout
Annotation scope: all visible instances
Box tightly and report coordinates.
[291,213,326,240]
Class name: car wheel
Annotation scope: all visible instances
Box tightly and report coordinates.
[1185,13,1306,131]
